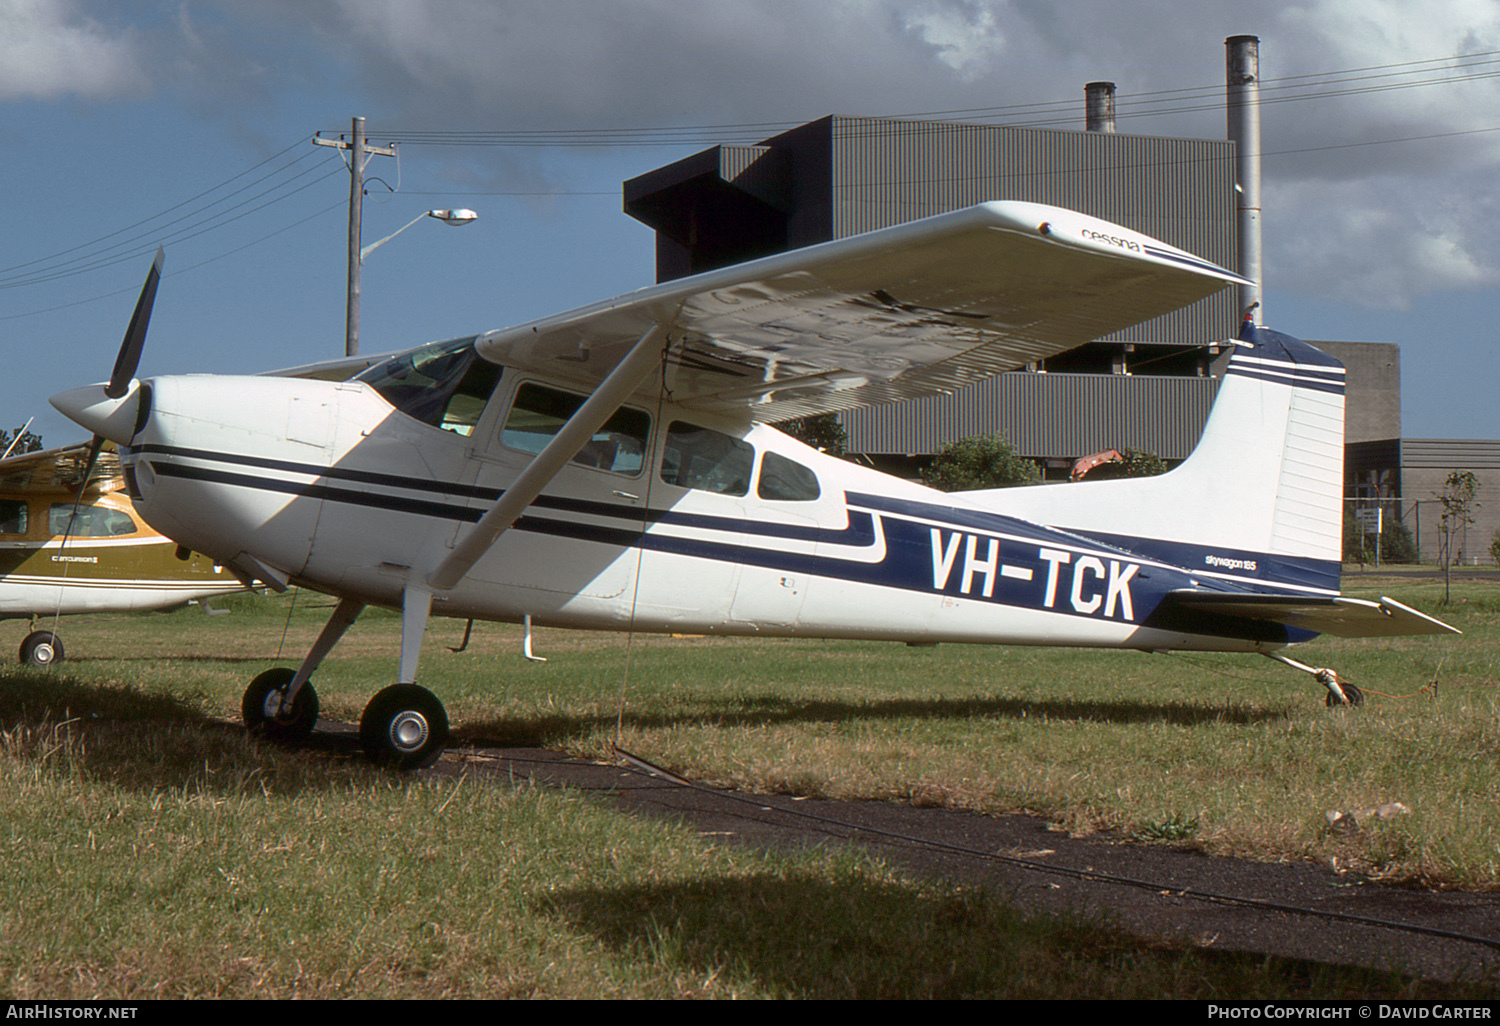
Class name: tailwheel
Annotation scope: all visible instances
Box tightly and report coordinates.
[242,667,319,744]
[1324,680,1364,707]
[18,630,63,668]
[1317,669,1364,707]
[360,684,448,770]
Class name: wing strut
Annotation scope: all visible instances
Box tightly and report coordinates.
[427,323,672,592]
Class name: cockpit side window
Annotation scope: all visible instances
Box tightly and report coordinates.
[501,383,651,475]
[49,503,137,538]
[0,500,26,536]
[661,421,753,496]
[758,452,821,501]
[355,336,502,435]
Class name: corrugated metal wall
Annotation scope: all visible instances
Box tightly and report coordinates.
[837,371,1221,459]
[825,116,1239,346]
[1398,439,1500,563]
[1400,439,1500,472]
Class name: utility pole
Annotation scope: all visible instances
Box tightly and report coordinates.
[313,116,396,356]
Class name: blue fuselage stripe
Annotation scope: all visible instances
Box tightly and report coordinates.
[141,447,1317,643]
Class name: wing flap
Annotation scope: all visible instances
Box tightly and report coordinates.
[1165,591,1460,639]
[478,201,1249,421]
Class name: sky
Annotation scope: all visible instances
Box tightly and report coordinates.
[4,0,1500,447]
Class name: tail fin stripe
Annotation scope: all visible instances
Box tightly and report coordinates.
[1228,356,1345,380]
[1224,365,1346,395]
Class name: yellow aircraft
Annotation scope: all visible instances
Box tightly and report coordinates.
[0,441,247,666]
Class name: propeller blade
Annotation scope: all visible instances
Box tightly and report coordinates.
[58,435,107,547]
[106,247,164,399]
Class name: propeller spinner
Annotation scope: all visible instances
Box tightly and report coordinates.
[51,248,163,448]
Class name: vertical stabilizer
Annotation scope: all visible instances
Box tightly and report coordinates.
[964,323,1346,594]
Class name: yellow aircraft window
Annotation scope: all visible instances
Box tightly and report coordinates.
[0,500,26,535]
[661,421,753,497]
[48,503,138,538]
[757,452,821,502]
[501,383,650,475]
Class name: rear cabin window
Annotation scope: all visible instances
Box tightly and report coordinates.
[661,421,753,497]
[757,452,821,501]
[0,500,26,535]
[356,336,502,436]
[49,503,137,538]
[501,383,651,475]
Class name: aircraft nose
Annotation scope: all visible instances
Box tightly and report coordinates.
[50,381,142,445]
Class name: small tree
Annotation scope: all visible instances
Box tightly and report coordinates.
[0,426,41,458]
[777,413,847,458]
[1435,471,1480,604]
[1381,520,1418,564]
[921,434,1040,491]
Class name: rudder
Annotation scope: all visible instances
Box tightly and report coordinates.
[961,322,1346,595]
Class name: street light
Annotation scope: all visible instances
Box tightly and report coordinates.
[359,208,478,262]
[347,208,478,356]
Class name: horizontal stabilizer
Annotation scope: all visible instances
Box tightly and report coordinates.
[1163,591,1460,639]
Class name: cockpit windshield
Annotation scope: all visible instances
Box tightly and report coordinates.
[355,336,502,436]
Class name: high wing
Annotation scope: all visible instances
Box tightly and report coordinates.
[428,200,1248,591]
[1160,592,1460,639]
[477,200,1251,422]
[0,442,121,496]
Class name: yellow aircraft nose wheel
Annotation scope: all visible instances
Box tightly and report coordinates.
[241,667,320,744]
[360,684,448,770]
[18,630,63,668]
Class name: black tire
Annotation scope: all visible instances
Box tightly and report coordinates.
[1325,682,1364,707]
[360,684,448,770]
[242,667,319,743]
[19,630,63,668]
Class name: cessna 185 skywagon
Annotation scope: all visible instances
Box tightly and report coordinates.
[0,441,245,665]
[51,201,1457,768]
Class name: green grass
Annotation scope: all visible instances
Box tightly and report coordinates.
[1,583,1498,997]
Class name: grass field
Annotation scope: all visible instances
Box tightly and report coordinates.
[0,575,1497,998]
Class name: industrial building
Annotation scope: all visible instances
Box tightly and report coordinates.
[622,63,1497,563]
[624,112,1243,470]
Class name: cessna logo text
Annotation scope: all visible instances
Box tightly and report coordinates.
[1081,229,1141,252]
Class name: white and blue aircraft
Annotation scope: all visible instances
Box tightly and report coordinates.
[50,201,1456,768]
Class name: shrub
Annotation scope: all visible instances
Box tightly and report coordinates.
[921,435,1040,491]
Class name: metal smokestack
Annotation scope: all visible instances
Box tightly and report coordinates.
[1226,35,1263,324]
[1085,82,1117,132]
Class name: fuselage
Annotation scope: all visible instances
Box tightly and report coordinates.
[0,486,241,617]
[100,347,1293,656]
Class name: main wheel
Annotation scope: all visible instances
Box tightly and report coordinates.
[19,630,63,667]
[242,667,319,743]
[360,684,448,770]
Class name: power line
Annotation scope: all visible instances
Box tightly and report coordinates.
[11,45,1500,318]
[0,147,345,290]
[363,49,1500,145]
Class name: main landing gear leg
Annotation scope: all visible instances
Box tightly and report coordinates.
[243,597,364,743]
[359,586,448,771]
[1264,652,1364,707]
